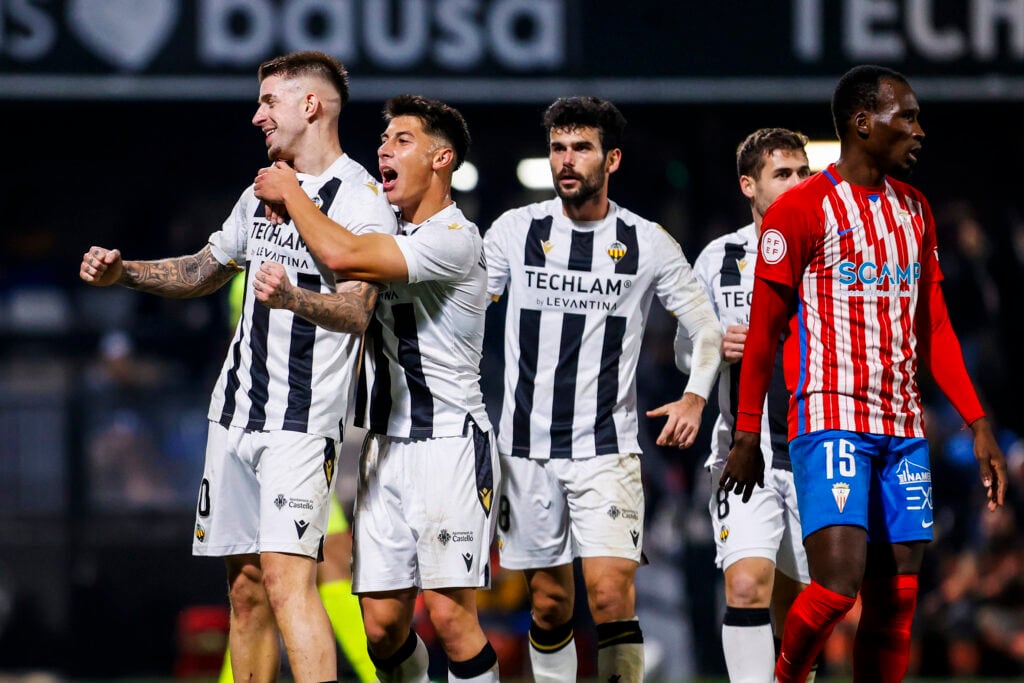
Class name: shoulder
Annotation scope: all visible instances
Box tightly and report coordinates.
[697,225,754,264]
[488,200,554,234]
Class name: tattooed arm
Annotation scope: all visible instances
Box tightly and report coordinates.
[253,261,377,334]
[80,244,239,298]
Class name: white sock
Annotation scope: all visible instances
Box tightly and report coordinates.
[529,620,577,683]
[596,619,644,683]
[373,630,429,683]
[722,606,774,682]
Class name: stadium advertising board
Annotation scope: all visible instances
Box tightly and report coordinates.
[1,0,1022,101]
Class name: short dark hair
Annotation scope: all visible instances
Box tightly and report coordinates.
[383,94,471,170]
[258,51,350,109]
[831,64,910,139]
[543,97,627,155]
[736,128,809,179]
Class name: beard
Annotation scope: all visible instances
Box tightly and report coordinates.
[555,169,604,207]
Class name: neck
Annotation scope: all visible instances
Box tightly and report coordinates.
[561,194,610,222]
[834,149,885,188]
[401,182,453,225]
[290,129,343,176]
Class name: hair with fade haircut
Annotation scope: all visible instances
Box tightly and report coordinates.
[258,51,350,109]
[543,96,627,155]
[383,94,471,170]
[831,64,910,139]
[736,127,809,180]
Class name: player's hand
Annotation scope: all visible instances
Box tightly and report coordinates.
[253,261,294,309]
[254,161,298,225]
[970,417,1008,511]
[722,324,748,363]
[647,392,705,449]
[719,431,765,503]
[80,246,123,287]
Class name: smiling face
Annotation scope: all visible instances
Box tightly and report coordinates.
[377,114,441,214]
[864,78,925,178]
[251,74,307,162]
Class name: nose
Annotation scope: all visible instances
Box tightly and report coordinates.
[252,106,264,127]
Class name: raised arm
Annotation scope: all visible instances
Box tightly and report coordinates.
[253,261,377,334]
[80,244,239,298]
[254,162,408,282]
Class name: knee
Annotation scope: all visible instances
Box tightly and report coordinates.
[586,574,633,622]
[361,605,411,657]
[228,565,268,619]
[531,584,574,626]
[724,568,772,608]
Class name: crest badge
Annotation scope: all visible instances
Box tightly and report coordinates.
[607,241,627,263]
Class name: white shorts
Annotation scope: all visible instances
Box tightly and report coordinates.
[497,453,644,570]
[192,422,339,559]
[351,424,499,593]
[708,465,809,583]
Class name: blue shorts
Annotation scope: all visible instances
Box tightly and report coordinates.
[790,430,933,543]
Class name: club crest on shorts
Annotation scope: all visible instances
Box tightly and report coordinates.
[195,523,206,542]
[832,482,851,513]
[607,240,628,263]
[719,525,730,542]
[274,494,287,510]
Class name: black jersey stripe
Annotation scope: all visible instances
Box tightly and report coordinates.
[218,266,249,426]
[550,313,586,457]
[472,420,494,516]
[511,308,541,456]
[720,242,746,287]
[766,344,791,469]
[352,334,370,430]
[281,273,322,431]
[245,282,272,430]
[524,216,553,267]
[568,230,593,271]
[614,219,639,275]
[391,302,434,438]
[317,177,341,213]
[595,315,626,454]
[367,316,391,433]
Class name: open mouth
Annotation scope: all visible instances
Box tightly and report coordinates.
[380,166,398,192]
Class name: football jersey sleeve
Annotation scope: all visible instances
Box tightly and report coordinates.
[208,190,251,267]
[755,196,819,287]
[918,194,944,283]
[396,220,481,284]
[330,182,397,237]
[483,216,512,299]
[673,243,718,374]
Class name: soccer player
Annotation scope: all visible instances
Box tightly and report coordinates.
[483,96,723,683]
[253,95,500,682]
[681,128,813,683]
[79,51,396,683]
[719,65,1009,683]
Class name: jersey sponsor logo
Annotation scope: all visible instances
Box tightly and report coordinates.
[525,269,625,295]
[478,486,493,514]
[462,552,473,571]
[447,222,463,230]
[630,529,640,547]
[437,529,451,545]
[364,181,380,196]
[607,505,639,521]
[274,494,287,510]
[606,240,628,263]
[760,229,787,264]
[921,519,934,528]
[831,482,850,513]
[837,224,859,236]
[542,240,554,254]
[895,459,931,486]
[837,261,921,287]
[294,519,309,538]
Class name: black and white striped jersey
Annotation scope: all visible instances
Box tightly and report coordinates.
[355,203,491,439]
[207,154,397,441]
[485,198,721,460]
[678,223,790,470]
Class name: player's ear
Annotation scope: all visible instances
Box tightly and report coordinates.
[304,92,319,120]
[739,174,756,200]
[432,146,454,171]
[605,148,622,175]
[854,110,871,139]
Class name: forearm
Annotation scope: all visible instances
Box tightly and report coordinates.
[281,185,356,270]
[735,278,791,432]
[280,281,377,334]
[118,245,238,298]
[676,303,723,400]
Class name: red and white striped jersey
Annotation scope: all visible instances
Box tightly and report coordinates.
[755,164,943,440]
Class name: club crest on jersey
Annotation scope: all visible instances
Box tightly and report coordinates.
[542,240,554,254]
[312,195,323,208]
[719,525,730,542]
[607,240,628,263]
[195,523,206,542]
[832,482,851,513]
[760,229,787,264]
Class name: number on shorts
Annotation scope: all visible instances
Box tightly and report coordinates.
[498,494,511,532]
[197,478,211,517]
[716,486,730,520]
[823,439,856,479]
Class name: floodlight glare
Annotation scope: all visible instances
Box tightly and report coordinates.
[516,158,553,190]
[806,140,840,173]
[452,161,478,192]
